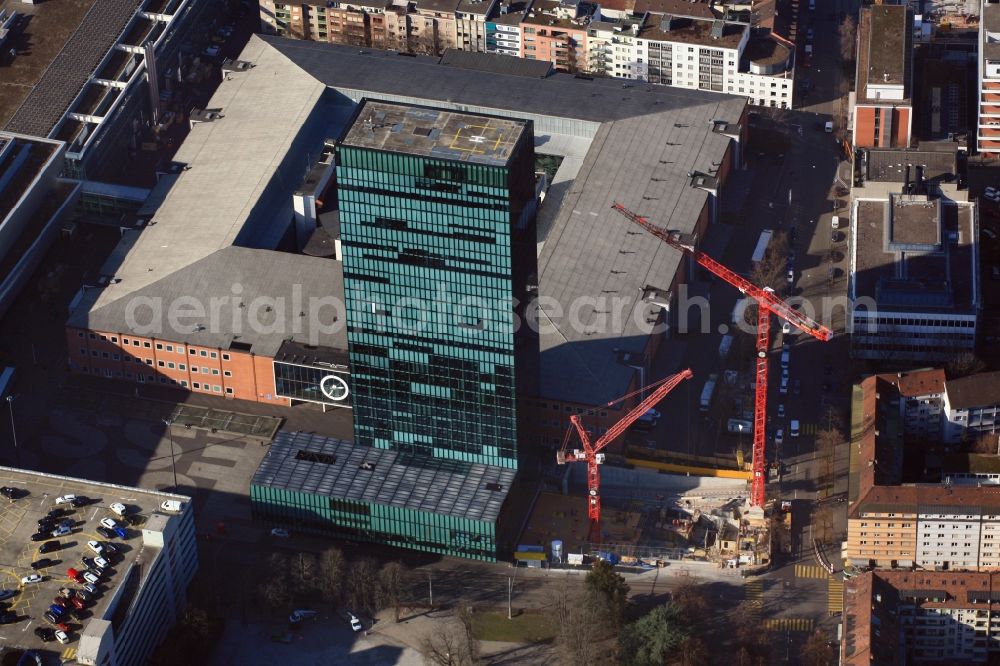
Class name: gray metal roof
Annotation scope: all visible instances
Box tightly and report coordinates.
[253,431,516,522]
[4,0,143,138]
[259,35,746,405]
[438,48,553,78]
[68,246,348,357]
[263,35,744,125]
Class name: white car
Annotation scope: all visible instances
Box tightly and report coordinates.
[82,571,100,585]
[160,500,184,513]
[781,321,791,335]
[348,612,363,632]
[54,629,69,644]
[777,404,785,418]
[109,503,127,517]
[20,574,42,585]
[86,540,103,555]
[100,517,118,530]
[54,495,76,505]
[774,429,784,446]
[94,557,109,570]
[790,419,801,437]
[786,268,795,283]
[51,526,71,538]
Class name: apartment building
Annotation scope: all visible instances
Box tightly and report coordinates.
[849,193,980,362]
[852,4,914,148]
[944,371,1000,445]
[486,0,531,56]
[520,0,591,70]
[843,571,1000,664]
[457,0,498,51]
[979,0,1000,157]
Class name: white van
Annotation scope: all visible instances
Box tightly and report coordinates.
[160,500,185,513]
[790,420,801,437]
[824,121,833,133]
[804,44,813,56]
[831,216,840,230]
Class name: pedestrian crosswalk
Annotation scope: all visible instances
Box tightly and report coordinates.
[828,578,844,614]
[801,423,820,435]
[764,618,815,632]
[745,579,764,608]
[795,564,829,579]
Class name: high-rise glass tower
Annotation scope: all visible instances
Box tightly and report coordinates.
[335,100,536,469]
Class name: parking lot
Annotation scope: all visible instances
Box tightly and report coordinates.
[0,470,178,657]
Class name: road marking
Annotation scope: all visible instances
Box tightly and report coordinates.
[62,647,77,660]
[828,578,844,614]
[90,508,99,522]
[764,617,814,632]
[744,579,764,608]
[794,564,828,579]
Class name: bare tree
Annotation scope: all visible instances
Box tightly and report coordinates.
[258,553,292,611]
[347,557,381,615]
[555,587,606,665]
[946,351,987,379]
[379,561,408,623]
[674,635,710,666]
[802,629,833,666]
[455,601,480,665]
[289,552,319,603]
[671,578,708,620]
[318,547,346,606]
[839,15,857,63]
[750,231,789,290]
[420,620,478,666]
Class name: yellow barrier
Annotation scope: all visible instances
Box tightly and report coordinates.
[625,458,753,480]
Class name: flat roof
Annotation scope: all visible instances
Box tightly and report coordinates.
[985,3,1000,33]
[340,99,527,167]
[865,149,958,183]
[0,132,60,223]
[0,0,99,128]
[69,247,348,357]
[639,16,746,49]
[253,431,516,523]
[857,5,911,104]
[4,0,143,138]
[75,35,328,319]
[0,466,188,656]
[262,35,746,405]
[438,48,553,78]
[852,196,977,313]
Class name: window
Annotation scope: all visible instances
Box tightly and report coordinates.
[213,385,222,393]
[192,367,199,373]
[224,370,232,377]
[210,352,217,359]
[181,380,188,388]
[190,348,197,355]
[102,352,109,359]
[144,342,151,348]
[89,333,96,340]
[193,382,201,389]
[225,387,234,395]
[179,364,186,371]
[202,367,209,374]
[167,362,175,369]
[166,345,173,352]
[222,353,230,361]
[212,369,219,376]
[77,332,85,339]
[157,361,165,367]
[112,354,120,361]
[111,337,118,343]
[156,343,163,350]
[200,350,207,357]
[133,340,140,347]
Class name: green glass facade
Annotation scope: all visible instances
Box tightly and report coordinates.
[250,484,498,561]
[335,105,536,470]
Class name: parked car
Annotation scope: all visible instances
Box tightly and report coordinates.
[101,542,118,556]
[0,487,20,499]
[46,508,68,519]
[94,557,109,570]
[70,596,85,610]
[34,627,55,642]
[160,500,184,513]
[96,526,115,540]
[30,532,48,542]
[113,526,128,539]
[86,541,103,555]
[81,557,96,570]
[75,589,92,602]
[54,629,69,644]
[70,497,88,507]
[21,574,42,585]
[50,526,70,538]
[781,321,791,335]
[43,611,61,625]
[270,528,290,538]
[66,568,80,581]
[203,45,221,57]
[790,420,801,437]
[774,429,784,446]
[347,612,363,632]
[109,503,127,517]
[30,559,52,571]
[47,604,66,617]
[39,541,59,554]
[0,590,18,601]
[58,587,74,599]
[82,571,100,585]
[0,611,17,624]
[54,495,76,505]
[82,583,98,595]
[777,404,785,418]
[100,518,118,531]
[53,596,69,608]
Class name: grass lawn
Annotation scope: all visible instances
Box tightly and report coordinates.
[471,610,558,643]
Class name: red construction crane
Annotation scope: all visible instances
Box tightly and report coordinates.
[610,203,833,508]
[556,368,693,540]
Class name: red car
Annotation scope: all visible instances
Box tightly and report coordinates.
[69,597,84,610]
[53,596,68,607]
[56,622,70,633]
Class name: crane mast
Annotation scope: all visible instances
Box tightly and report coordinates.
[557,369,694,540]
[610,203,832,507]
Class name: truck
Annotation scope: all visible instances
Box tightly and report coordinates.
[718,334,734,359]
[750,229,773,267]
[699,374,718,412]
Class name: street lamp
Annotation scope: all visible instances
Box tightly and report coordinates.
[6,395,19,467]
[162,419,179,491]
